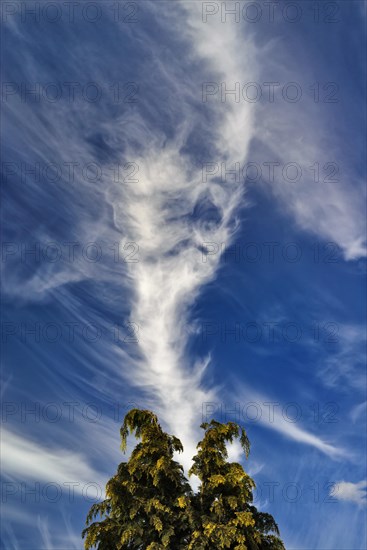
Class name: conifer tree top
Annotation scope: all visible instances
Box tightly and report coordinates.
[83,409,286,550]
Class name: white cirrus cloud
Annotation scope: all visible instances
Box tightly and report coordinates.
[332,480,367,505]
[1,428,107,493]
[233,384,347,459]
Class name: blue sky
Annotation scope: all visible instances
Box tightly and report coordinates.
[1,1,366,548]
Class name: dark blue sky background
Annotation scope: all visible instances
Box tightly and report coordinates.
[1,1,366,548]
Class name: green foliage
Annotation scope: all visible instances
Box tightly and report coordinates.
[83,410,285,550]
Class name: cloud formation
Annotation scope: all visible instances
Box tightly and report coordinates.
[332,480,367,505]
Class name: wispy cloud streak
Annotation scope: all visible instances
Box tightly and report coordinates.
[113,2,260,466]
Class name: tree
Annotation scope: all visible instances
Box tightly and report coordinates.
[83,410,285,550]
[83,409,192,549]
[188,420,285,550]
